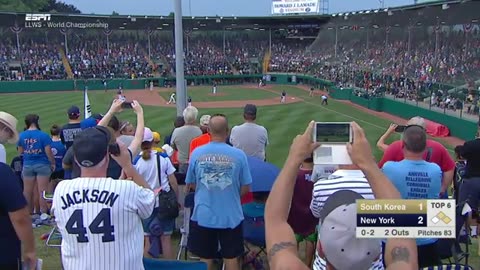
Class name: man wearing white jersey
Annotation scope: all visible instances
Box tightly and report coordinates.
[52,126,155,270]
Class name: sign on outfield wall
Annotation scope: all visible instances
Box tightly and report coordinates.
[271,0,320,15]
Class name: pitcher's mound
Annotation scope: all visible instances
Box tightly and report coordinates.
[207,93,227,97]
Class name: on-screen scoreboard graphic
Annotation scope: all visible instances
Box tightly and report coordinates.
[356,200,456,239]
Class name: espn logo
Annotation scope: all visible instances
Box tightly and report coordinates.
[25,14,51,21]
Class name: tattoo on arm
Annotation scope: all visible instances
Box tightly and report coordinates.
[267,242,296,262]
[390,246,410,263]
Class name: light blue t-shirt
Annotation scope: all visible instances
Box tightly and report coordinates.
[382,159,442,246]
[17,130,52,166]
[186,142,253,229]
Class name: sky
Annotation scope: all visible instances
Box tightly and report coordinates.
[62,0,417,16]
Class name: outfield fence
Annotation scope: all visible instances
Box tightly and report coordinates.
[0,74,476,141]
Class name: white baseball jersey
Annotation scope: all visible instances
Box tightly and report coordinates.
[52,177,155,270]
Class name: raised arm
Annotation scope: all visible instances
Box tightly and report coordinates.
[265,121,319,270]
[127,100,145,157]
[97,99,124,127]
[376,124,397,152]
[347,122,418,270]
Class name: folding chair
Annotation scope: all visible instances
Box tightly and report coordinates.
[177,192,198,260]
[242,215,267,269]
[420,264,473,270]
[143,258,207,270]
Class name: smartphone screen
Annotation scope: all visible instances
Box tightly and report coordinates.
[395,125,406,133]
[121,102,133,109]
[315,123,351,143]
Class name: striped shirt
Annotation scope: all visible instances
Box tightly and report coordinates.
[52,178,155,270]
[310,176,384,270]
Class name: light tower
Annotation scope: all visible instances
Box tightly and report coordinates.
[319,0,329,14]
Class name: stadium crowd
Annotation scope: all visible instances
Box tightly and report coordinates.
[0,90,479,269]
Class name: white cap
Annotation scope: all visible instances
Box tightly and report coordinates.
[407,116,426,129]
[143,127,154,142]
[199,115,211,127]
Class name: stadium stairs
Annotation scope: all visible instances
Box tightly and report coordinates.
[140,46,162,77]
[58,46,74,79]
[262,50,271,73]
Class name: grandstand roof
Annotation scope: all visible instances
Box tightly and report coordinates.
[0,0,477,31]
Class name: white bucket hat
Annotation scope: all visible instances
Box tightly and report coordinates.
[0,111,19,144]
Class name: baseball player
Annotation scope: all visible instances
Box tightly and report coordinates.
[149,81,154,92]
[258,79,263,88]
[167,92,176,104]
[188,96,192,107]
[309,87,314,97]
[212,82,217,95]
[281,90,286,104]
[102,79,108,92]
[321,94,328,105]
[117,90,126,102]
[52,126,154,270]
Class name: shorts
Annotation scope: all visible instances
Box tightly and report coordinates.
[295,231,317,243]
[50,170,65,181]
[22,164,51,178]
[188,221,244,259]
[142,209,175,236]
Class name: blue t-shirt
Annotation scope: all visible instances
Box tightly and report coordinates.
[51,140,66,172]
[186,142,253,229]
[382,159,442,246]
[17,130,52,166]
[0,163,27,264]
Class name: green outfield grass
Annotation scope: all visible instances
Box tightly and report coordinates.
[158,85,279,102]
[1,85,477,269]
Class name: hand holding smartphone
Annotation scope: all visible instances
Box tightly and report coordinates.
[121,102,133,109]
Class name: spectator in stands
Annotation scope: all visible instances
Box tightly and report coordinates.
[230,104,269,161]
[378,117,455,198]
[186,114,252,270]
[97,99,145,178]
[189,115,211,157]
[164,116,185,145]
[52,127,154,270]
[376,124,399,152]
[382,125,442,267]
[17,114,56,225]
[265,121,418,270]
[62,115,102,179]
[118,121,135,147]
[457,126,480,242]
[49,125,66,193]
[0,162,36,270]
[286,154,318,267]
[151,131,163,152]
[310,162,383,269]
[0,111,19,163]
[60,106,82,150]
[171,106,202,173]
[133,127,178,259]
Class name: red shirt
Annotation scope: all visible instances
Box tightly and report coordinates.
[378,139,455,172]
[287,168,318,236]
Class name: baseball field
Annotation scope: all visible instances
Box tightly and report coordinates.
[1,84,478,268]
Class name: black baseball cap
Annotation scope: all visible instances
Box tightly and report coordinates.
[244,104,257,115]
[67,106,80,116]
[73,126,112,168]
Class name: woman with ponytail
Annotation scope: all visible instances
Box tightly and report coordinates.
[17,114,55,225]
[133,127,179,259]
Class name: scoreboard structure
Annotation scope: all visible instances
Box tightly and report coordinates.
[356,199,456,239]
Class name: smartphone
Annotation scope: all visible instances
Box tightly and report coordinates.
[314,122,352,143]
[109,143,121,156]
[395,125,407,133]
[121,102,133,109]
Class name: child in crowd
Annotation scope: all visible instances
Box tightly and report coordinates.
[49,125,66,193]
[10,148,23,190]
